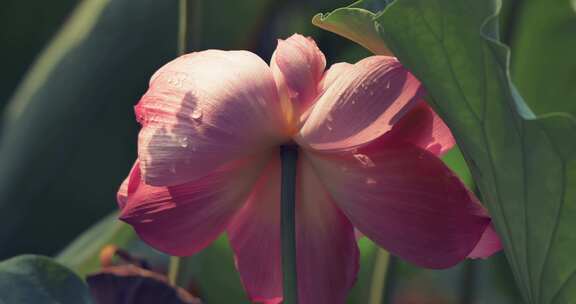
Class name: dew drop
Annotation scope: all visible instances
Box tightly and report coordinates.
[169,165,177,173]
[177,136,189,148]
[167,72,187,88]
[191,109,203,120]
[354,154,375,168]
[366,177,377,185]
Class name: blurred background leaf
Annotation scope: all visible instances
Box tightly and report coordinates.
[57,212,137,276]
[0,255,93,303]
[0,0,79,115]
[0,0,178,258]
[510,0,576,116]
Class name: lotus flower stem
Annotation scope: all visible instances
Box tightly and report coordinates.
[459,260,478,304]
[383,255,399,303]
[368,248,390,304]
[168,255,181,286]
[280,144,299,304]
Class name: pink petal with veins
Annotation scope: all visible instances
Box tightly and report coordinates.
[118,155,268,256]
[386,101,456,156]
[298,56,423,151]
[271,34,326,116]
[226,157,283,302]
[137,50,288,186]
[318,62,353,94]
[468,223,503,258]
[308,137,498,268]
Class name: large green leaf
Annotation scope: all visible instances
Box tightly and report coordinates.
[314,1,576,303]
[0,0,78,110]
[0,255,93,303]
[0,0,178,258]
[312,4,391,55]
[511,0,576,116]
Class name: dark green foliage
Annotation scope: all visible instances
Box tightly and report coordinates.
[0,255,93,303]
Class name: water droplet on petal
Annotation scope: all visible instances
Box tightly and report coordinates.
[167,72,187,88]
[191,109,203,121]
[354,154,375,168]
[177,136,189,148]
[169,165,177,173]
[366,177,377,185]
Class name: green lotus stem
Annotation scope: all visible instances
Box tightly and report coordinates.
[368,248,390,304]
[178,0,202,54]
[459,260,477,304]
[178,0,188,55]
[280,145,299,304]
[383,254,399,303]
[168,256,182,286]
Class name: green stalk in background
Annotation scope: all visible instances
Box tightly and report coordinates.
[168,0,202,287]
[368,248,390,304]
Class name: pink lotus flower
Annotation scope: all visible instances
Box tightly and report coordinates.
[117,34,501,304]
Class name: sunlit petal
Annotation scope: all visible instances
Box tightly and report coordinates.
[297,56,423,151]
[271,34,326,117]
[137,50,288,186]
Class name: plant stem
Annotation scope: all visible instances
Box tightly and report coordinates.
[168,256,181,285]
[368,248,390,304]
[382,254,399,304]
[459,260,478,304]
[280,145,299,304]
[178,0,202,54]
[178,0,188,55]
